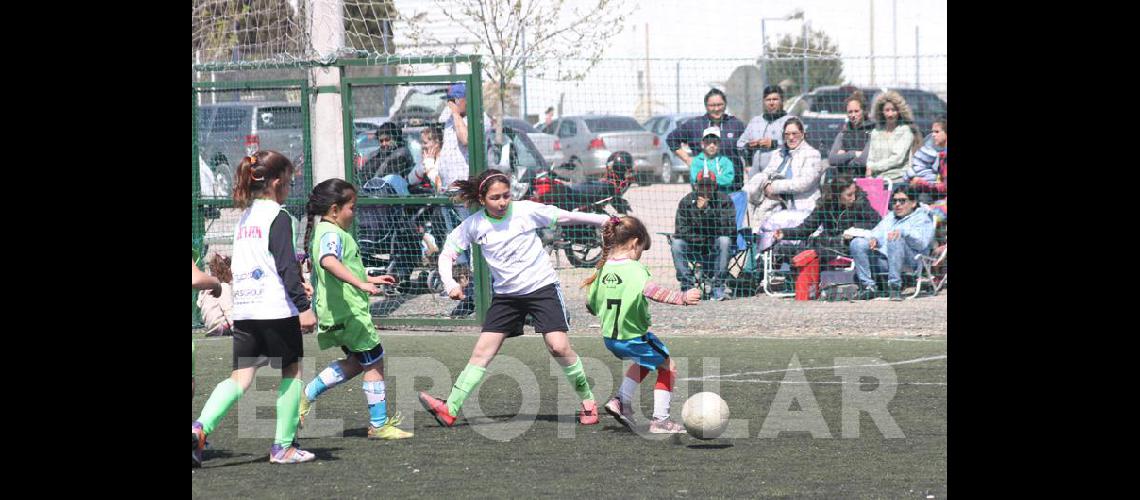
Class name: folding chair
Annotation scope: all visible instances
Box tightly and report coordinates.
[911,244,947,298]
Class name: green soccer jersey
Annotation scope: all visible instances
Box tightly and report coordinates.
[311,221,380,352]
[587,259,652,340]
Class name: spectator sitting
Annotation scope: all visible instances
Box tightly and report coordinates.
[742,117,824,250]
[865,90,921,182]
[670,169,736,301]
[771,174,881,269]
[904,116,947,204]
[196,254,234,337]
[828,90,875,177]
[358,121,415,184]
[685,127,735,193]
[849,185,934,301]
[407,125,445,194]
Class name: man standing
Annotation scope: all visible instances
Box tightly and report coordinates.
[738,85,794,178]
[666,88,747,191]
[437,82,491,316]
[437,83,492,190]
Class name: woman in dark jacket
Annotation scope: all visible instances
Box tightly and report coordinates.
[828,90,876,177]
[771,174,881,265]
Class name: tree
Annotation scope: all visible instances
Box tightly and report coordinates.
[192,0,306,65]
[400,0,637,144]
[759,27,845,97]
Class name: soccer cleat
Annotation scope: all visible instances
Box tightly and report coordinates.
[298,397,312,429]
[578,399,599,425]
[368,421,414,440]
[192,422,206,468]
[603,397,636,431]
[648,417,686,434]
[269,444,316,464]
[418,392,457,427]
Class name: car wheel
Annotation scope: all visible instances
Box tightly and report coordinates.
[660,155,674,184]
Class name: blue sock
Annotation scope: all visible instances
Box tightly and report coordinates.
[305,362,347,402]
[363,380,387,428]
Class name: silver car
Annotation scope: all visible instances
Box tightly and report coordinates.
[549,115,667,184]
[642,113,702,184]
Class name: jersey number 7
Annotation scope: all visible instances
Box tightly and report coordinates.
[606,299,621,339]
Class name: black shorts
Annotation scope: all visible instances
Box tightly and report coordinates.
[232,317,304,370]
[483,283,571,337]
[341,342,385,367]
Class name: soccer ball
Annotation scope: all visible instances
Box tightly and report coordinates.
[681,392,730,439]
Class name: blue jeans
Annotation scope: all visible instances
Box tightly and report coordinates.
[671,236,732,291]
[849,237,920,288]
[730,191,748,250]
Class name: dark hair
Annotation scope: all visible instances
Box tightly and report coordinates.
[846,90,866,111]
[302,178,358,260]
[892,185,919,203]
[784,117,805,134]
[545,107,555,114]
[822,173,860,207]
[763,85,784,99]
[233,150,295,209]
[933,116,947,134]
[704,88,727,105]
[451,168,511,209]
[582,215,651,287]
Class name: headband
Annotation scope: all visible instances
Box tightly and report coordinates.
[479,173,509,191]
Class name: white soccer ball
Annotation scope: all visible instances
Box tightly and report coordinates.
[681,392,730,439]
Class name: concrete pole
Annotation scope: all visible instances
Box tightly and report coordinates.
[309,0,346,184]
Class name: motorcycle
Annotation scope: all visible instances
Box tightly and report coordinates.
[511,151,634,268]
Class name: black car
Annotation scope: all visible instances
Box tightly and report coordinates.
[785,86,947,157]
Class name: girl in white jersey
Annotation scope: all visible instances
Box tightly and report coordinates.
[418,169,610,427]
[191,150,318,467]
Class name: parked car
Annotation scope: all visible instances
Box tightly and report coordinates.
[388,86,448,127]
[784,86,947,158]
[642,113,702,184]
[495,116,564,167]
[195,101,305,183]
[548,115,666,184]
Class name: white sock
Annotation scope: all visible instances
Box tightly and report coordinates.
[619,377,638,405]
[653,389,672,420]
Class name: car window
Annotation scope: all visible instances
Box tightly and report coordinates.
[583,117,643,133]
[503,118,537,134]
[257,106,303,130]
[808,91,850,114]
[211,107,250,133]
[558,120,577,138]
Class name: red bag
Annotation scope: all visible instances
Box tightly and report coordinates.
[791,249,821,301]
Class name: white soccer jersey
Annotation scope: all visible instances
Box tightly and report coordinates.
[445,200,564,295]
[231,199,298,320]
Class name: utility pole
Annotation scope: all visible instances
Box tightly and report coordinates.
[870,0,875,86]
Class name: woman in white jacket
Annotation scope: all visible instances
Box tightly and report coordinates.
[743,118,824,248]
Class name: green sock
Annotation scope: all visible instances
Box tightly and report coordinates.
[562,356,595,402]
[274,378,303,447]
[446,364,487,416]
[197,378,243,435]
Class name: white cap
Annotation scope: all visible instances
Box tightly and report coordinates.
[701,126,721,139]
